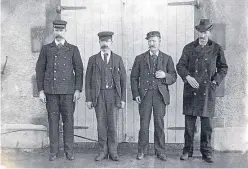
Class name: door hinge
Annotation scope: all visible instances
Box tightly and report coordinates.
[168,0,201,9]
[56,5,87,14]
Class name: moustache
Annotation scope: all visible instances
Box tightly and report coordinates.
[149,45,156,48]
[101,45,109,49]
[55,35,63,39]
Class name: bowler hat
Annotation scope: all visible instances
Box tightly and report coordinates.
[195,19,213,32]
[145,31,161,40]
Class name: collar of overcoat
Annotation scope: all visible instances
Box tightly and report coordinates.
[49,40,71,55]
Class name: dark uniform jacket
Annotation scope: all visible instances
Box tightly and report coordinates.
[85,52,126,107]
[176,39,228,117]
[36,41,84,94]
[130,50,177,105]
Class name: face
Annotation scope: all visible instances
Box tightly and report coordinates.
[99,39,112,52]
[53,27,66,40]
[148,36,161,52]
[198,30,211,45]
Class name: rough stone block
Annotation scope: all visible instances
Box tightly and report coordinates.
[212,127,248,152]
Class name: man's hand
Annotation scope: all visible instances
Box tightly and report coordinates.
[135,96,141,104]
[73,90,81,102]
[186,75,199,89]
[86,102,93,109]
[120,101,125,109]
[155,70,166,79]
[39,90,46,103]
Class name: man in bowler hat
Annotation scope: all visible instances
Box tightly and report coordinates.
[176,19,228,163]
[85,31,126,161]
[36,20,84,161]
[130,31,177,161]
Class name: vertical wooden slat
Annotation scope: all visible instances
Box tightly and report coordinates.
[167,3,177,143]
[175,5,186,143]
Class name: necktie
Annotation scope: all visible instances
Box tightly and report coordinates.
[152,54,158,62]
[104,53,108,64]
[57,43,63,49]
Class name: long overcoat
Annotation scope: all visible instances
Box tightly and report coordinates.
[36,41,84,94]
[176,39,228,117]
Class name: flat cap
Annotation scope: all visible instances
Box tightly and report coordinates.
[97,31,114,41]
[145,31,161,40]
[53,20,67,28]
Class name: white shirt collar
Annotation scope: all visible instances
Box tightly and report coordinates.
[55,39,65,45]
[150,50,159,56]
[101,50,111,63]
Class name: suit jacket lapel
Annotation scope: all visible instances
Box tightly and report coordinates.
[95,52,102,70]
[143,51,151,72]
[157,51,163,71]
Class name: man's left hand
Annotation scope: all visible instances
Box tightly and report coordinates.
[155,70,166,79]
[120,101,125,109]
[73,90,81,102]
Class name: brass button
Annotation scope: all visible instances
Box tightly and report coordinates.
[64,64,66,66]
[196,59,198,62]
[205,69,207,72]
[63,79,65,81]
[204,81,207,84]
[54,78,56,80]
[194,92,196,95]
[55,55,57,58]
[205,58,208,60]
[203,93,206,96]
[54,63,56,65]
[195,70,198,73]
[54,70,56,73]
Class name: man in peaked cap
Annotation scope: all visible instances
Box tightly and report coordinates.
[36,19,84,161]
[177,19,228,163]
[131,31,177,161]
[85,31,126,161]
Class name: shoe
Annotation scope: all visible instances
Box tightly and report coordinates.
[95,153,108,161]
[136,152,145,160]
[109,154,119,161]
[202,155,213,163]
[180,153,192,161]
[157,153,167,161]
[49,154,57,161]
[65,153,75,161]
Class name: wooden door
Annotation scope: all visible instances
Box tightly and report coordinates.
[61,0,194,143]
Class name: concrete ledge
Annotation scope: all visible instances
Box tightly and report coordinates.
[1,124,48,149]
[213,127,248,152]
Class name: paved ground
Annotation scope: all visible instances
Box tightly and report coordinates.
[1,147,248,168]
